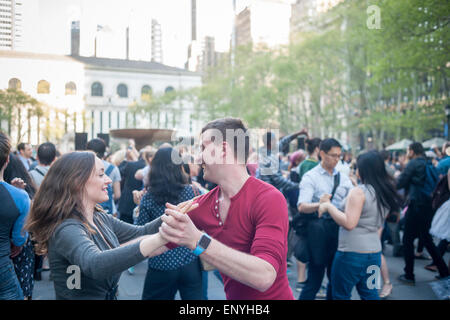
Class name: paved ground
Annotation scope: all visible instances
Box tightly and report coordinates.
[33,242,449,300]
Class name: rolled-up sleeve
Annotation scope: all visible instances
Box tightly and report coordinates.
[250,189,289,274]
[297,173,315,207]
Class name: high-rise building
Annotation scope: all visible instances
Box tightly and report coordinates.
[199,36,227,79]
[290,0,343,41]
[201,36,215,69]
[71,21,80,56]
[185,0,226,74]
[126,26,130,60]
[191,0,197,41]
[234,0,291,50]
[0,0,22,50]
[290,0,318,38]
[151,19,162,63]
[185,0,201,72]
[235,7,252,47]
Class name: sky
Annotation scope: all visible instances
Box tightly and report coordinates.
[20,0,294,68]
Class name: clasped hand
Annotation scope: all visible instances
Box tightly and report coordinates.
[159,197,202,250]
[318,193,332,218]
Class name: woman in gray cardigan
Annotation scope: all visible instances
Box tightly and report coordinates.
[25,151,196,300]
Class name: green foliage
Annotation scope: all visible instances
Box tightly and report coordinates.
[0,88,43,143]
[133,0,450,147]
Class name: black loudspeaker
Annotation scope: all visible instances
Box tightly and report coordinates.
[75,132,88,150]
[97,133,110,147]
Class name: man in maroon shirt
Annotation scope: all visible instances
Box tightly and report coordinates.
[160,118,294,300]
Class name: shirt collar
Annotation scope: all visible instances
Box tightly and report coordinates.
[318,163,338,176]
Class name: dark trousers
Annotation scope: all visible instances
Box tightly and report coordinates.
[299,257,335,300]
[403,201,449,279]
[299,218,338,300]
[142,258,203,300]
[386,221,403,256]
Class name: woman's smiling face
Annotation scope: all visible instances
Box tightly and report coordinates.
[83,157,112,206]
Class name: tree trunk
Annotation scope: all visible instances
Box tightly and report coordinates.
[378,128,385,149]
[37,115,40,145]
[16,106,22,145]
[27,108,31,143]
[396,87,404,141]
[8,106,12,136]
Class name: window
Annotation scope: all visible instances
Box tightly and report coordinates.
[141,85,152,99]
[117,84,128,98]
[37,80,50,94]
[65,82,77,95]
[8,78,21,89]
[91,82,103,97]
[165,86,175,94]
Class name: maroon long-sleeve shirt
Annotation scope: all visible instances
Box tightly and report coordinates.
[171,176,294,300]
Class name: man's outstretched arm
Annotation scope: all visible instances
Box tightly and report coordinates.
[160,205,277,292]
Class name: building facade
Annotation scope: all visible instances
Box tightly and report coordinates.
[0,0,22,50]
[0,50,202,147]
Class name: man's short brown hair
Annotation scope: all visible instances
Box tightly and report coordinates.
[0,132,12,170]
[201,117,250,163]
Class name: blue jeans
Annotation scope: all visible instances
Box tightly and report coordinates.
[331,251,381,300]
[0,260,24,300]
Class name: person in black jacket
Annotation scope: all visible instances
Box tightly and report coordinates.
[118,149,147,224]
[257,129,308,194]
[396,142,449,284]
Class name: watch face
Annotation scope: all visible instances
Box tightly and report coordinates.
[198,234,211,249]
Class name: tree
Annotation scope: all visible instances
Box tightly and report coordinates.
[0,88,42,144]
[174,0,450,148]
[130,89,179,128]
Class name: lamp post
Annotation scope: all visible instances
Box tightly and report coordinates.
[445,104,450,139]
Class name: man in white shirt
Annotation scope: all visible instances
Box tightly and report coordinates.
[29,142,57,188]
[17,143,33,171]
[297,138,354,300]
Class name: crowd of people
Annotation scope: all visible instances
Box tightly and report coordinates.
[0,117,449,300]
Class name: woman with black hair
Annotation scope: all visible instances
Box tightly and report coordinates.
[319,150,402,300]
[137,147,203,300]
[4,153,37,300]
[5,153,37,199]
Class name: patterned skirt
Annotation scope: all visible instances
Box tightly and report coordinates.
[12,237,35,298]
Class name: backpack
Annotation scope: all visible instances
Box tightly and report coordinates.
[419,161,439,199]
[100,164,115,214]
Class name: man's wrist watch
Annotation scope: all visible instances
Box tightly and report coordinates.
[192,233,211,256]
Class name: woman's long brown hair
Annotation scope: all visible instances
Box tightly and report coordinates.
[24,151,99,255]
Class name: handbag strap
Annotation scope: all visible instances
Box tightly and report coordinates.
[330,172,340,201]
[34,168,46,177]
